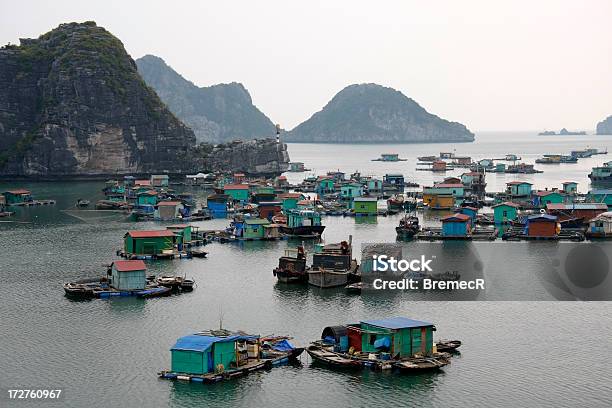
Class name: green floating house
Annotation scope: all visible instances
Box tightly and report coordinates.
[124,230,176,256]
[166,224,193,244]
[2,189,32,205]
[350,317,434,358]
[353,197,378,215]
[170,331,260,375]
[110,260,147,290]
[492,202,520,224]
[224,184,250,202]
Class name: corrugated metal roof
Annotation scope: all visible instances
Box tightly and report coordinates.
[5,189,31,194]
[441,213,471,222]
[546,203,608,210]
[361,317,433,329]
[224,184,250,190]
[126,230,176,238]
[112,260,146,272]
[492,202,521,208]
[507,181,533,185]
[157,201,182,206]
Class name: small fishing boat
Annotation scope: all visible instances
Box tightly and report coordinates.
[307,237,359,288]
[159,329,303,384]
[435,339,462,352]
[76,199,90,207]
[136,286,172,298]
[395,215,420,239]
[273,246,309,283]
[180,279,195,292]
[418,155,438,162]
[189,247,208,258]
[345,282,372,294]
[306,345,362,369]
[392,356,450,372]
[156,275,195,291]
[387,194,405,212]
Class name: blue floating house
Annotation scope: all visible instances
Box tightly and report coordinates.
[206,194,229,218]
[458,206,478,226]
[441,213,472,237]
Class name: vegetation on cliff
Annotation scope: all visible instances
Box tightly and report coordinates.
[0,22,195,176]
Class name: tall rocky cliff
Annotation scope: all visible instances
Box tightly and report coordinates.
[196,138,289,176]
[136,55,276,144]
[285,83,474,143]
[596,116,612,135]
[0,22,196,177]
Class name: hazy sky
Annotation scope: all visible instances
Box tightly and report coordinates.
[1,0,611,131]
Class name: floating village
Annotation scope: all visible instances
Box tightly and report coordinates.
[2,145,612,383]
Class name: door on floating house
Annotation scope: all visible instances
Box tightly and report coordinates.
[207,350,214,373]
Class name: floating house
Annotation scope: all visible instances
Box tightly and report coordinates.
[353,197,378,215]
[461,172,487,195]
[586,189,612,207]
[166,225,193,245]
[156,201,186,220]
[588,162,612,184]
[251,186,276,204]
[316,177,335,195]
[423,183,464,209]
[586,212,612,238]
[454,156,472,165]
[533,190,566,207]
[432,161,447,172]
[110,260,147,291]
[124,230,176,256]
[365,178,383,195]
[289,162,306,172]
[341,183,363,200]
[525,214,559,237]
[506,181,533,197]
[281,209,325,236]
[562,182,578,195]
[326,171,346,183]
[373,153,406,162]
[224,184,250,202]
[170,332,260,375]
[545,203,608,223]
[242,218,271,239]
[422,193,454,210]
[278,193,304,212]
[206,194,229,218]
[2,189,32,205]
[137,190,158,206]
[458,206,478,226]
[258,201,282,220]
[233,173,246,184]
[441,213,472,237]
[492,202,520,224]
[151,174,169,187]
[346,317,435,357]
[383,174,405,190]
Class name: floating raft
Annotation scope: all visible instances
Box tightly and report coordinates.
[11,199,56,206]
[502,227,585,242]
[415,227,498,241]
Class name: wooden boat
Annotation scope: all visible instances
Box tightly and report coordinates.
[76,199,90,207]
[307,238,359,288]
[156,275,195,291]
[306,345,362,369]
[395,215,420,238]
[136,286,172,298]
[273,246,308,283]
[393,356,450,372]
[345,282,372,294]
[189,247,208,258]
[435,339,462,352]
[180,279,195,292]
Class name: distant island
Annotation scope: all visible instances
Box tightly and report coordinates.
[136,55,276,144]
[538,128,587,136]
[596,116,612,135]
[283,83,474,143]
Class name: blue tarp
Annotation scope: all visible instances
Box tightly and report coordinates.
[361,317,433,330]
[171,334,258,352]
[271,339,295,352]
[374,336,391,350]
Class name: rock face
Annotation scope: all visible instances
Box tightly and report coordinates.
[285,83,474,143]
[196,138,289,176]
[597,116,612,135]
[0,22,196,178]
[136,55,276,144]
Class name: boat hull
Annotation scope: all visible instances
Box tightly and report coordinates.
[280,225,326,237]
[308,269,349,288]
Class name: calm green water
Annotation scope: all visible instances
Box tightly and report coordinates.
[1,132,612,407]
